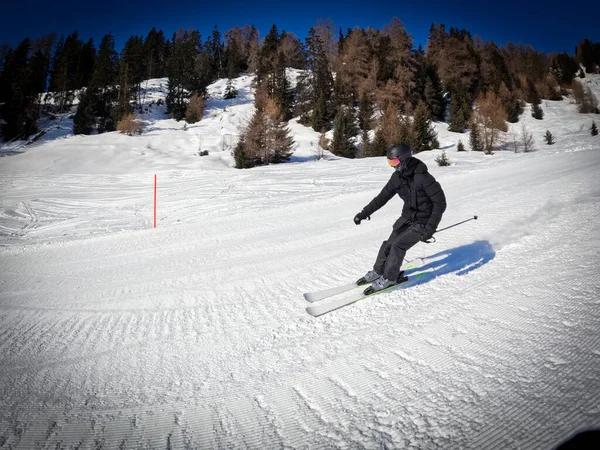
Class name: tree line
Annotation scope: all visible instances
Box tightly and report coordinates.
[1,19,599,165]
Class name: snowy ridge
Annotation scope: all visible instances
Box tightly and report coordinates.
[0,73,599,449]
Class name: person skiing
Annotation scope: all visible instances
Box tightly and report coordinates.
[353,142,447,292]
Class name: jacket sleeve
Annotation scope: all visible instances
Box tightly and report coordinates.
[423,173,446,233]
[362,177,396,217]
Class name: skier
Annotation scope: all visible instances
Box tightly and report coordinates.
[353,142,447,292]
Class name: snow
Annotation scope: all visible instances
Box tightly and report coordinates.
[1,72,600,449]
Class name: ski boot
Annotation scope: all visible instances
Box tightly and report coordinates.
[364,271,408,295]
[356,270,381,285]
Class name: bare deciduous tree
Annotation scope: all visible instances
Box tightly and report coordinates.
[336,28,371,99]
[521,123,535,152]
[436,37,478,92]
[185,92,206,123]
[314,18,338,69]
[377,102,402,148]
[238,96,293,165]
[278,32,305,69]
[474,91,508,153]
[116,113,142,135]
[380,18,416,105]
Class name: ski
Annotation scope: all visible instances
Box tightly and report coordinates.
[306,275,415,317]
[302,257,425,303]
[303,281,367,302]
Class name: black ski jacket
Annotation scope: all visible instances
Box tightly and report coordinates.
[361,157,447,234]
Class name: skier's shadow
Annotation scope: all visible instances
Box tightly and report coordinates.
[401,240,496,288]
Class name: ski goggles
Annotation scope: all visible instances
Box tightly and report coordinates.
[387,158,401,167]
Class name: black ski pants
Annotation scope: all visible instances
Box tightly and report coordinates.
[373,222,423,281]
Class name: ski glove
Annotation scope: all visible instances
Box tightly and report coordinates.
[413,223,435,242]
[421,229,435,242]
[354,211,370,225]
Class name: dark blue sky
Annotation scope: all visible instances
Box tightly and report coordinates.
[1,0,598,55]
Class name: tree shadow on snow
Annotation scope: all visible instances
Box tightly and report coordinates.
[401,240,496,289]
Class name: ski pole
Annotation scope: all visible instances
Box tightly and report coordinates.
[423,215,478,243]
[435,215,478,234]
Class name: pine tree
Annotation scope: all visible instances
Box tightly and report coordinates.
[268,118,294,163]
[49,31,84,111]
[120,35,146,108]
[208,25,225,80]
[224,78,238,99]
[90,34,119,132]
[0,38,43,140]
[330,106,358,158]
[306,27,334,132]
[423,72,445,121]
[358,91,374,132]
[369,128,388,157]
[435,150,451,166]
[525,78,541,104]
[143,27,167,79]
[448,94,466,132]
[293,70,313,123]
[526,78,544,121]
[92,34,118,88]
[48,35,65,92]
[412,100,438,152]
[233,138,255,168]
[27,36,54,98]
[499,83,523,123]
[311,92,329,132]
[469,121,484,151]
[592,121,598,136]
[551,52,579,85]
[257,24,280,82]
[457,140,466,151]
[332,73,352,110]
[270,52,294,121]
[73,88,96,134]
[544,130,555,144]
[398,115,413,150]
[576,39,596,73]
[77,39,96,88]
[166,29,202,121]
[448,86,471,132]
[360,129,371,157]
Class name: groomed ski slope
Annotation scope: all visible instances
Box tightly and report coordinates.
[1,73,599,449]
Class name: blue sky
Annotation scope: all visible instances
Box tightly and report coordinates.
[1,0,598,55]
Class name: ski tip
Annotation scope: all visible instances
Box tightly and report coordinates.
[304,293,321,303]
[306,306,321,317]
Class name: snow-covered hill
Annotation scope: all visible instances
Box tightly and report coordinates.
[0,72,599,449]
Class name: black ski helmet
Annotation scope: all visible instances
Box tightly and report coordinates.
[387,142,412,162]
